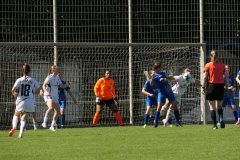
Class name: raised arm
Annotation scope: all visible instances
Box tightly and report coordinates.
[67,90,77,104]
[142,88,153,97]
[194,81,202,87]
[59,82,72,89]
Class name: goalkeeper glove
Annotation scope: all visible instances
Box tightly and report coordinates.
[96,96,102,104]
[113,97,119,105]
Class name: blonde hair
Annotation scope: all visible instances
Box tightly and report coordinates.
[182,68,191,75]
[48,65,57,75]
[210,50,218,63]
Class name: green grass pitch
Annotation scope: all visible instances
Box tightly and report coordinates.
[0,124,240,160]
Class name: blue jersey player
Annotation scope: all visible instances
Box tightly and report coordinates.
[57,73,77,127]
[150,62,182,127]
[142,71,159,128]
[219,65,237,124]
[235,68,240,124]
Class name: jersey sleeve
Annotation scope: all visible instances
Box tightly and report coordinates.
[161,71,167,77]
[142,80,149,90]
[154,73,165,81]
[58,78,63,85]
[13,79,20,88]
[44,76,51,84]
[204,63,210,72]
[62,80,70,91]
[173,75,181,80]
[94,78,102,96]
[111,80,117,97]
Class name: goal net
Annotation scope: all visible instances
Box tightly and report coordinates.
[0,43,205,129]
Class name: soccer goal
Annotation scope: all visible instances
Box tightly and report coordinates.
[0,43,206,129]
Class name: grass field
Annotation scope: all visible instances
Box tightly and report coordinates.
[0,124,239,160]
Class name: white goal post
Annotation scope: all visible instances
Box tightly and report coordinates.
[0,42,206,129]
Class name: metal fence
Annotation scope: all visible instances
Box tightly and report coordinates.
[1,1,240,127]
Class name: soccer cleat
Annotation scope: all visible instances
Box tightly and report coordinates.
[49,127,56,131]
[143,124,147,128]
[153,124,158,128]
[169,124,173,127]
[34,128,37,130]
[41,123,47,128]
[175,123,183,127]
[217,122,220,126]
[18,135,23,138]
[220,121,225,128]
[212,126,218,130]
[8,127,17,136]
[236,120,240,125]
[162,119,167,127]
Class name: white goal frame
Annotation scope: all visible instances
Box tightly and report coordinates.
[0,42,207,126]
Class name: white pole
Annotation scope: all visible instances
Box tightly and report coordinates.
[199,0,206,125]
[128,0,133,124]
[53,0,58,65]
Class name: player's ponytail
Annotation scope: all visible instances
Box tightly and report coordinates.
[210,50,218,63]
[22,63,30,81]
[48,68,52,75]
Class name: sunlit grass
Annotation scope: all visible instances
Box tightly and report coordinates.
[0,124,239,160]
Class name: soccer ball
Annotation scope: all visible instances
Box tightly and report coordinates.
[183,72,191,81]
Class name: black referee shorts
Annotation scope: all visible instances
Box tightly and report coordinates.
[206,83,224,101]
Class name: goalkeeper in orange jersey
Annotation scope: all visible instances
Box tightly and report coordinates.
[92,69,123,127]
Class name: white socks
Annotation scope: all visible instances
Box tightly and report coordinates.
[165,109,174,122]
[12,115,19,128]
[19,119,26,136]
[51,120,56,128]
[43,116,48,125]
[33,122,38,129]
[160,105,168,114]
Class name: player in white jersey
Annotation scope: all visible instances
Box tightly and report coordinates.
[161,68,202,127]
[8,63,41,138]
[41,65,73,131]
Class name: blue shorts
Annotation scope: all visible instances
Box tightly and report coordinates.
[59,101,66,109]
[222,93,235,107]
[157,93,166,104]
[160,91,176,103]
[146,99,157,107]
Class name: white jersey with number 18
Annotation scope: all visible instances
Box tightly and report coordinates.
[13,76,41,101]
